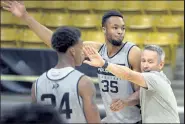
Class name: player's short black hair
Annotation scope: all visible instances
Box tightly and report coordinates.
[1,104,65,124]
[51,26,81,53]
[102,10,123,27]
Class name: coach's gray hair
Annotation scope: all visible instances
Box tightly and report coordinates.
[144,45,165,63]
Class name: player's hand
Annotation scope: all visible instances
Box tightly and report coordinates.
[83,46,105,67]
[110,99,125,112]
[2,1,27,19]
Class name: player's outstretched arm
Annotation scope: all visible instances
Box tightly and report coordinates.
[79,76,101,123]
[2,1,53,47]
[2,1,103,51]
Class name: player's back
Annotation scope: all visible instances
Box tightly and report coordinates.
[35,67,87,123]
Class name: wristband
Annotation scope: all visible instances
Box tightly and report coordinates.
[102,60,109,69]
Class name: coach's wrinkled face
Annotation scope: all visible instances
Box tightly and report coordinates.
[103,16,125,46]
[141,50,164,72]
[73,39,84,66]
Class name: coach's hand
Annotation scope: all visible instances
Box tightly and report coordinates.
[110,99,125,112]
[2,1,27,19]
[83,46,105,67]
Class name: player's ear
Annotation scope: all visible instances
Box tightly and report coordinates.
[102,27,106,34]
[69,47,75,57]
[159,60,165,70]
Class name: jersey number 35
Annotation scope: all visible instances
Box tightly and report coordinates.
[101,80,118,93]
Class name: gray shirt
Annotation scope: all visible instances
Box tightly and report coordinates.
[140,71,180,123]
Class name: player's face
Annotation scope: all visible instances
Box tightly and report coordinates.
[74,39,84,66]
[104,16,125,46]
[141,50,163,72]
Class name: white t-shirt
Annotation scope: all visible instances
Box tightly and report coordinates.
[140,71,180,123]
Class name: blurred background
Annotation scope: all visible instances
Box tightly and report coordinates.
[1,1,184,123]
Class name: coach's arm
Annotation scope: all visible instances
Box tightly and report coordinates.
[106,63,146,87]
[83,46,147,88]
[84,46,147,88]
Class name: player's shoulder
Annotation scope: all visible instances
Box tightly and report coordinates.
[37,71,47,81]
[78,75,95,96]
[126,42,142,70]
[126,41,141,51]
[128,42,141,57]
[78,76,94,88]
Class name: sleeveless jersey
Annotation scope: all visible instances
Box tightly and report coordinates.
[98,42,141,123]
[35,67,87,123]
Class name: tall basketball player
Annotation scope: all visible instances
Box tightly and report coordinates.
[31,27,101,123]
[2,1,141,123]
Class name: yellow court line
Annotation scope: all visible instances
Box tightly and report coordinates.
[1,75,99,84]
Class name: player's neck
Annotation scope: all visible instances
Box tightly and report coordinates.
[55,54,75,69]
[106,42,124,57]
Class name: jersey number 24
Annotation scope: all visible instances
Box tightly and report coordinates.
[41,92,72,119]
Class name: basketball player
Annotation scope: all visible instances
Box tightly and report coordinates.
[83,45,180,123]
[2,1,141,123]
[31,27,101,123]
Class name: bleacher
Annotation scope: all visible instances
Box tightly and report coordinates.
[1,1,184,70]
[0,1,184,80]
[1,1,184,122]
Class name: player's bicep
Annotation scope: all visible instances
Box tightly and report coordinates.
[79,76,101,123]
[129,46,141,72]
[82,86,98,116]
[129,46,142,89]
[131,82,140,92]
